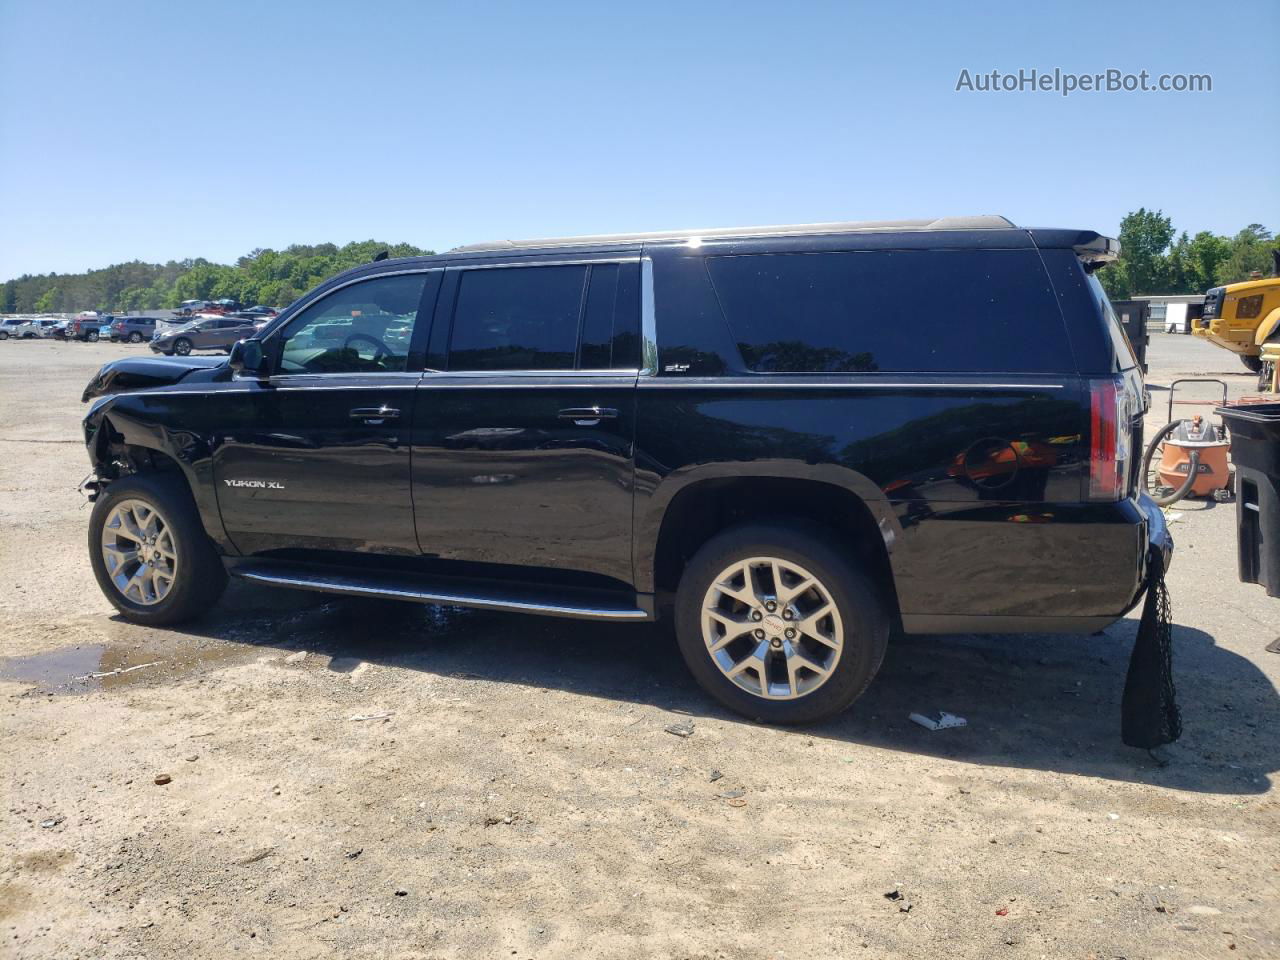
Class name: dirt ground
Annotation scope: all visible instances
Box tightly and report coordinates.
[1,335,1277,960]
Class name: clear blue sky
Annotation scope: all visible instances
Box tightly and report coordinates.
[1,0,1276,278]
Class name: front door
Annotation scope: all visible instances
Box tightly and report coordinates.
[411,257,641,586]
[214,270,440,557]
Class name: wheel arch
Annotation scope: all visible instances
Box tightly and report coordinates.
[87,406,233,553]
[638,464,901,616]
[1254,306,1280,346]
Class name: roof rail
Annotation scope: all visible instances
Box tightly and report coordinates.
[449,215,1017,253]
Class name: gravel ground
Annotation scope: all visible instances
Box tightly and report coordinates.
[1,334,1277,959]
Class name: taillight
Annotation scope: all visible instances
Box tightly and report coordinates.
[1088,376,1133,501]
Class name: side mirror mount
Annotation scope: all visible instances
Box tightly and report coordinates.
[229,338,268,379]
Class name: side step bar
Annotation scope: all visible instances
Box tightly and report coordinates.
[227,560,653,622]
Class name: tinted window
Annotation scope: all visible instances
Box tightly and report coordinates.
[1085,272,1136,370]
[579,262,641,369]
[705,249,1072,374]
[449,265,586,371]
[277,273,427,374]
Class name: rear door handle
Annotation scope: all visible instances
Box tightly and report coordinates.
[558,406,618,426]
[350,405,400,424]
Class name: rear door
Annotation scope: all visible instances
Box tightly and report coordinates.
[410,255,641,585]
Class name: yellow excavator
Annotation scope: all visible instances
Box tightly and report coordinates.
[1194,250,1280,392]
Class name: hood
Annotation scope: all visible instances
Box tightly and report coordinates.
[81,355,227,402]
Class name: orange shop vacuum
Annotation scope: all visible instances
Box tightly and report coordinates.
[1142,378,1233,506]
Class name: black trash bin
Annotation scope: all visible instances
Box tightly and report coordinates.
[1112,299,1150,373]
[1218,402,1280,597]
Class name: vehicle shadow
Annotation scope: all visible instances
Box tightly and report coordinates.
[162,581,1278,795]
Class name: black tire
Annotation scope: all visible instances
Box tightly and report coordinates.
[1240,354,1263,373]
[173,337,192,356]
[86,330,99,342]
[0,331,7,340]
[129,331,143,343]
[88,472,227,626]
[674,521,889,725]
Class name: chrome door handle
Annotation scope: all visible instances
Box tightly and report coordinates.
[558,406,618,426]
[350,405,400,424]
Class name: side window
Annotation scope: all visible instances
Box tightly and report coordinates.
[705,249,1072,374]
[276,273,427,374]
[579,262,641,369]
[449,265,587,371]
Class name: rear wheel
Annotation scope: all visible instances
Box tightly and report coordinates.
[675,522,889,724]
[0,331,7,340]
[172,337,193,356]
[88,473,227,625]
[1240,354,1263,373]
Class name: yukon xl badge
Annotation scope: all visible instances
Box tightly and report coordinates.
[223,479,285,490]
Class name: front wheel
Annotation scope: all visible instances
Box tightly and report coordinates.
[172,337,192,356]
[675,522,889,724]
[0,331,7,340]
[1240,354,1263,373]
[88,473,227,625]
[86,330,99,342]
[128,331,143,343]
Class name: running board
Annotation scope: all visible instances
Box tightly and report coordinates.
[227,560,653,621]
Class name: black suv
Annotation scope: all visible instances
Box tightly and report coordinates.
[80,216,1169,723]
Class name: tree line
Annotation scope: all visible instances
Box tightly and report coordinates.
[1097,210,1274,300]
[1,240,434,314]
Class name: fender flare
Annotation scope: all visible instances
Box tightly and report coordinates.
[633,460,901,593]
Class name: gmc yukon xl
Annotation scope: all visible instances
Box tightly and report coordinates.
[80,216,1170,723]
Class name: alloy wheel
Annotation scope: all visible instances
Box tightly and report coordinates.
[701,556,844,700]
[100,499,179,605]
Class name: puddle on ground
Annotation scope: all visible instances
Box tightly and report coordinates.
[0,638,251,696]
[0,596,484,696]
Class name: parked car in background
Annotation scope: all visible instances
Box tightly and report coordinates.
[235,305,278,320]
[0,317,29,340]
[12,317,62,338]
[68,311,110,341]
[174,300,213,317]
[109,316,158,343]
[98,324,115,341]
[149,315,261,356]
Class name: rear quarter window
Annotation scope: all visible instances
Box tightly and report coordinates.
[1085,272,1137,371]
[705,249,1072,374]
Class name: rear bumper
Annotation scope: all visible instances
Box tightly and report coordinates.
[893,493,1172,634]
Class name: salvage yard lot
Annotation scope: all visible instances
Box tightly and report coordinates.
[1,336,1277,959]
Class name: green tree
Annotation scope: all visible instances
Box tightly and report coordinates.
[35,286,59,312]
[1219,224,1275,283]
[1116,208,1175,295]
[1186,231,1232,290]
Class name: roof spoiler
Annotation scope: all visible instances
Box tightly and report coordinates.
[1027,229,1120,272]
